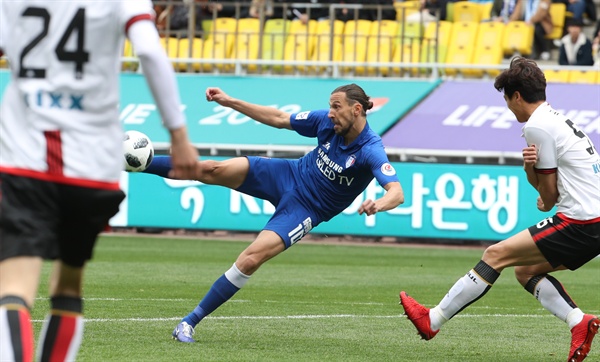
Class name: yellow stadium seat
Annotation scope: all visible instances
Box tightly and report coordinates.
[341,20,372,73]
[122,39,138,71]
[546,3,566,40]
[177,37,203,72]
[202,17,237,71]
[283,19,318,73]
[394,1,421,21]
[231,18,262,72]
[366,20,399,75]
[420,21,453,74]
[391,42,422,75]
[468,21,505,77]
[159,37,180,70]
[479,2,494,21]
[453,2,482,22]
[568,70,599,84]
[311,19,345,72]
[503,21,534,56]
[445,21,479,76]
[261,18,291,72]
[544,69,570,83]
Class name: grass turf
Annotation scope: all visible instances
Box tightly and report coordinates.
[31,234,599,361]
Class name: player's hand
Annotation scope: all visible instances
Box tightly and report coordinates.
[168,128,200,180]
[206,87,231,106]
[522,145,538,168]
[536,196,549,211]
[358,199,379,216]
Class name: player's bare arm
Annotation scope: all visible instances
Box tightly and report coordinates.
[535,172,558,211]
[358,181,404,216]
[523,145,539,188]
[206,87,292,130]
[168,127,201,180]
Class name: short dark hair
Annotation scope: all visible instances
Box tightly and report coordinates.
[494,57,546,103]
[332,83,374,116]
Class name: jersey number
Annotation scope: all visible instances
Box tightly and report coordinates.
[566,120,595,155]
[19,7,90,79]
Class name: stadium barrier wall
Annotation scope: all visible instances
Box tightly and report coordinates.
[112,160,551,242]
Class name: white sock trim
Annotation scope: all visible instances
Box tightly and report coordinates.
[224,263,250,289]
[566,308,585,329]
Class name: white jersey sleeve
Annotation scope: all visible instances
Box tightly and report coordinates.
[524,125,558,171]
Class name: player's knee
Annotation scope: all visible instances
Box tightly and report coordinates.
[514,266,533,287]
[481,243,508,270]
[198,160,223,183]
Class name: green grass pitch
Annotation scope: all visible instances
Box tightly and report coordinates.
[31,234,599,361]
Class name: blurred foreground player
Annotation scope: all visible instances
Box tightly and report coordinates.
[0,1,199,360]
[400,57,600,362]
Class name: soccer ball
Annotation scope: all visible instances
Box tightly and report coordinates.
[123,130,154,172]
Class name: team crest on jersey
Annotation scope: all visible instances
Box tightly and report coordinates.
[381,163,396,176]
[345,155,356,168]
[295,111,310,120]
[322,142,330,150]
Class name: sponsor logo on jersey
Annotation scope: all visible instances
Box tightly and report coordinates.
[381,163,395,176]
[295,111,310,120]
[345,155,356,168]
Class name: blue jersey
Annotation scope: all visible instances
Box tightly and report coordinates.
[290,109,398,221]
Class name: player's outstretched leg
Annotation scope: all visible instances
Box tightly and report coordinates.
[399,292,439,340]
[569,314,599,362]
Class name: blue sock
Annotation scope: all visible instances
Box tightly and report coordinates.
[182,274,240,327]
[143,156,172,178]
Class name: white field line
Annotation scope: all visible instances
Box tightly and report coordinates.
[31,313,598,323]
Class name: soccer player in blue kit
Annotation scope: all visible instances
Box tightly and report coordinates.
[141,83,405,342]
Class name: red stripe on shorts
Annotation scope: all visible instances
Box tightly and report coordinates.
[532,218,569,242]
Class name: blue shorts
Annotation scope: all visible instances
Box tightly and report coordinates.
[236,156,322,248]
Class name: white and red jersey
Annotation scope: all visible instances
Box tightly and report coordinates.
[524,102,600,221]
[0,0,155,189]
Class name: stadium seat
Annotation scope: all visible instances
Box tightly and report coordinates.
[283,19,318,73]
[341,19,372,74]
[445,21,479,76]
[261,18,291,72]
[452,2,482,22]
[568,70,599,84]
[122,39,138,71]
[543,69,569,83]
[311,19,345,73]
[420,21,452,74]
[366,20,399,75]
[479,2,494,21]
[159,37,180,70]
[394,1,421,21]
[502,21,533,56]
[177,37,203,72]
[467,21,505,77]
[546,3,566,40]
[391,21,424,75]
[230,18,262,72]
[202,17,237,71]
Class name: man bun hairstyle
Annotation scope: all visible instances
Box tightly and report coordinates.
[494,56,546,103]
[332,83,373,116]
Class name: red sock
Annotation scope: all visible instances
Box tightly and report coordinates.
[38,296,84,362]
[0,296,34,362]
